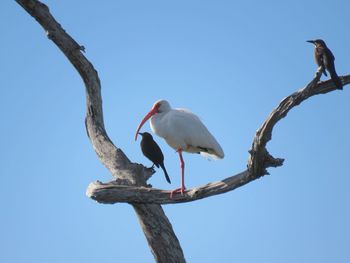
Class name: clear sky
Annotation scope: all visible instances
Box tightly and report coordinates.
[1,1,350,262]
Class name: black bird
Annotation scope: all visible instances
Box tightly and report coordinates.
[307,39,343,89]
[138,132,171,184]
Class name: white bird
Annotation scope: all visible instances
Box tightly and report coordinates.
[135,99,224,196]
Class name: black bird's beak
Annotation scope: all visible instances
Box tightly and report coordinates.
[138,132,144,136]
[307,40,315,44]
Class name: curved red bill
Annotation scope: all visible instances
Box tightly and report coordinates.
[134,107,157,141]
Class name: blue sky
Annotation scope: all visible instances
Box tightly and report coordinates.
[1,1,350,262]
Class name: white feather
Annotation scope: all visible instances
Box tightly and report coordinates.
[150,100,224,159]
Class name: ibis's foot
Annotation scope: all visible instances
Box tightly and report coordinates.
[170,187,186,198]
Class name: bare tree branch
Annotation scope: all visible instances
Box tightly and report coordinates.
[247,70,350,178]
[87,171,248,204]
[15,1,186,262]
[15,0,349,261]
[87,71,349,205]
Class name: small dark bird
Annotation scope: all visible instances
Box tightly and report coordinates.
[307,39,343,89]
[139,132,171,184]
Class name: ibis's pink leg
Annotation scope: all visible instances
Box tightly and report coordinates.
[170,149,186,198]
[178,149,185,192]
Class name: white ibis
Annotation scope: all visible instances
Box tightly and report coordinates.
[135,99,224,196]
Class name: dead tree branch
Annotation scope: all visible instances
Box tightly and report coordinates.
[87,71,349,205]
[15,0,185,262]
[16,0,349,261]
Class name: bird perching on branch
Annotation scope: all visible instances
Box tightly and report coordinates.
[307,39,343,90]
[138,132,171,184]
[135,99,224,197]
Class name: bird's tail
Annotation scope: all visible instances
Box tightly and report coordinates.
[322,68,328,77]
[160,163,171,184]
[330,71,343,90]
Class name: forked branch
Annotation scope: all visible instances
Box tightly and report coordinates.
[87,71,349,205]
[15,1,349,262]
[16,1,185,262]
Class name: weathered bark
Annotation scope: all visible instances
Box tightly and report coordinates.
[16,0,349,262]
[134,204,185,262]
[86,171,248,204]
[87,72,350,205]
[247,70,350,178]
[15,1,185,262]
